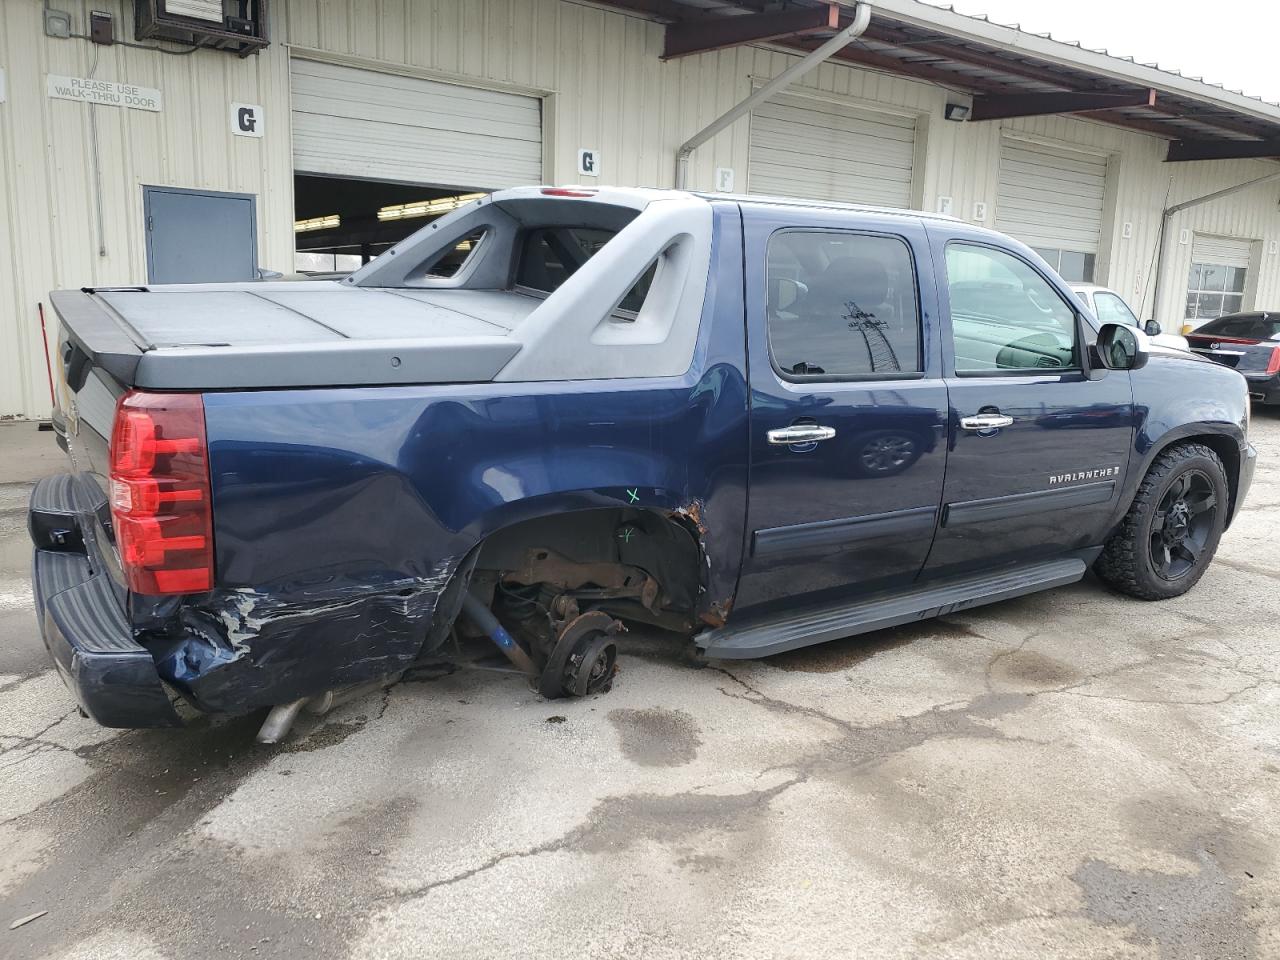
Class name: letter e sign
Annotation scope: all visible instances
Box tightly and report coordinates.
[231,102,264,138]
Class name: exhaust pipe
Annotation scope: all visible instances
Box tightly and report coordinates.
[256,698,309,744]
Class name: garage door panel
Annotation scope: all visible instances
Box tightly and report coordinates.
[1192,235,1252,268]
[291,59,542,189]
[753,102,916,145]
[996,140,1107,254]
[291,79,542,140]
[752,170,911,208]
[749,135,917,176]
[749,94,916,207]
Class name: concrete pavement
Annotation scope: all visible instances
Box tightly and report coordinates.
[2,415,1279,960]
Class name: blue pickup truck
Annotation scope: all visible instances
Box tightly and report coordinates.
[31,186,1255,740]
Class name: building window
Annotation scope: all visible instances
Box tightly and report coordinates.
[1185,262,1247,321]
[1031,247,1096,283]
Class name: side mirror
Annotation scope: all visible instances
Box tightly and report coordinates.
[1143,319,1162,337]
[1096,322,1150,372]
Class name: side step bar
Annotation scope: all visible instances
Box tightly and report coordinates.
[697,557,1087,660]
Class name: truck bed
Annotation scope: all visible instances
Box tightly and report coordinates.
[52,281,538,390]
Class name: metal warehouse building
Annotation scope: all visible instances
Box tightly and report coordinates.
[2,0,1280,420]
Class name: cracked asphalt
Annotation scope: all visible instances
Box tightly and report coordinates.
[3,413,1280,960]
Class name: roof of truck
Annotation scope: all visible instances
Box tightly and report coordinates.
[495,185,961,225]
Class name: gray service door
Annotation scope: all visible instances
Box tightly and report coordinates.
[143,186,258,283]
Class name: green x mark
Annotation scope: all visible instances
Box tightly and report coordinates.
[626,488,640,503]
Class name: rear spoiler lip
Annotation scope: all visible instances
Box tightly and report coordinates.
[48,289,146,386]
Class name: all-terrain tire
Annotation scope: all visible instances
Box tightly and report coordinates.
[1094,442,1228,600]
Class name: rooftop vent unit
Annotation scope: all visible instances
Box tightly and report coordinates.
[134,0,269,57]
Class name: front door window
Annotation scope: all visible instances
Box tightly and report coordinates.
[945,243,1080,373]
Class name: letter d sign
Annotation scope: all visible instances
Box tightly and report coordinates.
[231,102,264,138]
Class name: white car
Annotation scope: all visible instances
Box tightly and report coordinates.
[1069,284,1190,351]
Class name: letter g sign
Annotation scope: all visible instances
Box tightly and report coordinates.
[231,102,264,138]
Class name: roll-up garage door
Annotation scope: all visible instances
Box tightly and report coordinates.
[290,59,543,189]
[749,92,916,207]
[996,140,1107,253]
[1191,235,1252,268]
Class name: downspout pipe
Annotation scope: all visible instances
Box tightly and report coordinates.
[674,3,873,190]
[1149,169,1280,324]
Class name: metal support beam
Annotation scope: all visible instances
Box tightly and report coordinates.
[1166,138,1280,162]
[663,2,839,59]
[673,3,872,189]
[970,89,1156,121]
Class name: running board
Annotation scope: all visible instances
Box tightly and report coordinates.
[697,558,1087,660]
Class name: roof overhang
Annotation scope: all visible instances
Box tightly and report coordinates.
[593,0,1280,162]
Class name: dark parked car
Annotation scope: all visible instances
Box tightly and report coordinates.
[1185,311,1280,403]
[31,186,1255,742]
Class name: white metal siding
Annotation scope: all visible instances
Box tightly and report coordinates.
[3,0,1280,418]
[1191,234,1252,268]
[996,140,1107,253]
[748,93,915,207]
[290,59,542,189]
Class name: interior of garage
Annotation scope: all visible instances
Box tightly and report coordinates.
[292,175,483,275]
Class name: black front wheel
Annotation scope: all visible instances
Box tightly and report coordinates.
[1095,443,1228,600]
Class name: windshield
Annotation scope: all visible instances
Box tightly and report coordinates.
[1194,314,1280,340]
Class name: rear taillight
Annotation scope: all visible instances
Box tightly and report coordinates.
[108,391,214,595]
[1267,347,1280,375]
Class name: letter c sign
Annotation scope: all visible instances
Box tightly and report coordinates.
[231,102,264,138]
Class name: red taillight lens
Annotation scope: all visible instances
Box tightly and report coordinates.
[108,391,214,595]
[1267,347,1280,375]
[540,187,597,197]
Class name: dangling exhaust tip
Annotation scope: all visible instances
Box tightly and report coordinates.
[255,697,309,744]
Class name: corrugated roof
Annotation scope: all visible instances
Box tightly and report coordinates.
[608,0,1280,149]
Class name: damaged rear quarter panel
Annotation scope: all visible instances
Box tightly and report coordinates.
[188,205,749,710]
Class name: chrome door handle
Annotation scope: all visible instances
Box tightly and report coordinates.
[959,413,1014,431]
[767,425,837,445]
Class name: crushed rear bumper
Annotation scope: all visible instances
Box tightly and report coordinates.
[29,474,182,728]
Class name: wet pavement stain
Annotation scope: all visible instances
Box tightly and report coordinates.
[608,707,702,767]
[1073,851,1257,959]
[990,649,1079,688]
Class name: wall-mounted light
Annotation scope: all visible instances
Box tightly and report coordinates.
[944,103,971,122]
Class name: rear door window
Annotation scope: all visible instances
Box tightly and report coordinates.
[764,230,922,379]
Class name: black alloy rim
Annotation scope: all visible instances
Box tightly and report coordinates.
[1149,469,1217,581]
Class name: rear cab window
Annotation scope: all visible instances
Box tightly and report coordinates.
[516,226,656,316]
[764,230,923,380]
[944,242,1080,374]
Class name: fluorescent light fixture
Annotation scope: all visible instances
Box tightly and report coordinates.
[377,193,486,222]
[294,214,340,233]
